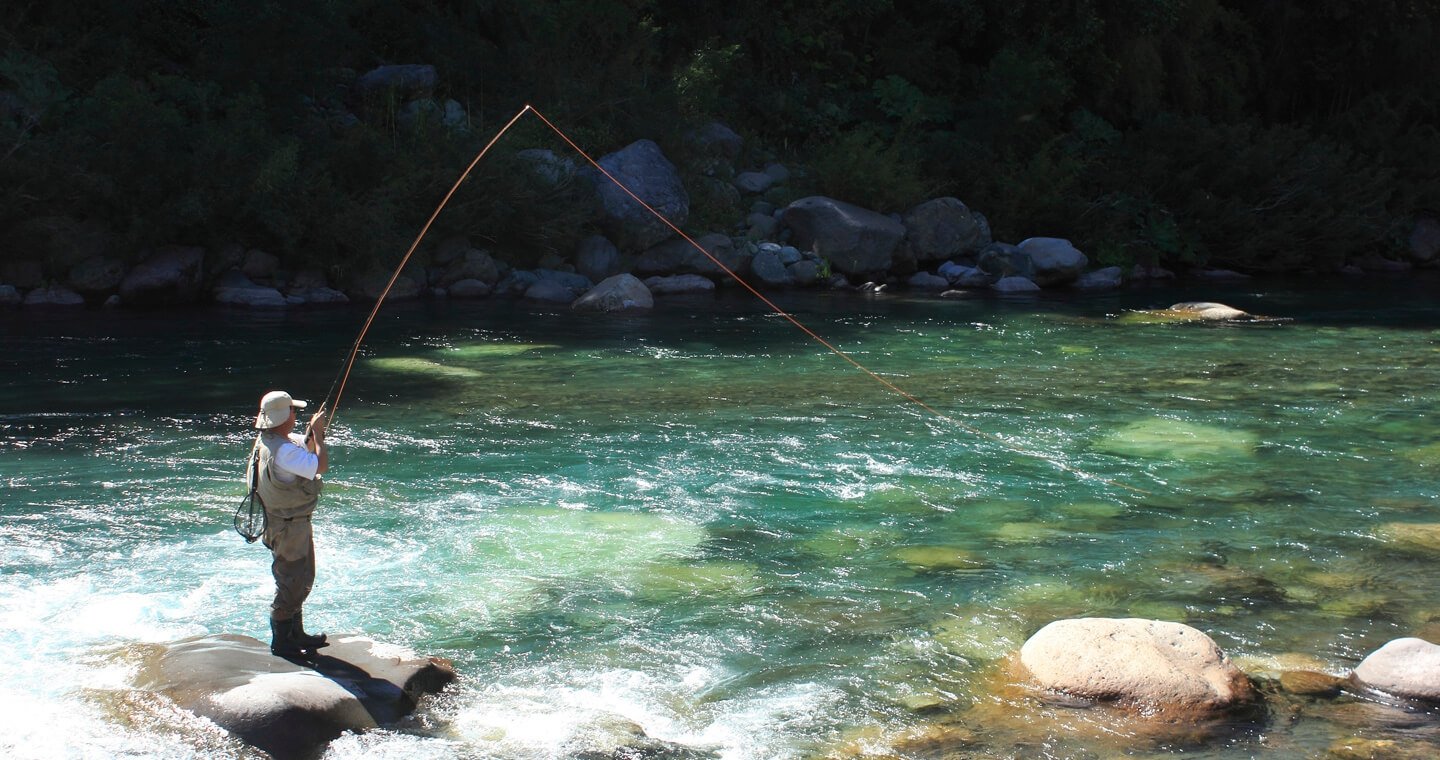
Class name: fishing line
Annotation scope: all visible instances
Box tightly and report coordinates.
[316,103,1148,496]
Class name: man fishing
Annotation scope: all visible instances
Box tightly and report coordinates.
[251,390,331,657]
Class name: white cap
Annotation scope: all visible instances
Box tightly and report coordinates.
[254,390,307,429]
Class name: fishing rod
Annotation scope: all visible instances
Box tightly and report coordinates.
[308,103,1148,496]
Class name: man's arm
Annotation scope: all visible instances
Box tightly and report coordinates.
[306,411,328,475]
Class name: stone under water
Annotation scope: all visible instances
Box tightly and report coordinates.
[1094,417,1259,461]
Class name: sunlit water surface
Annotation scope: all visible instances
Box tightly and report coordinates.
[3,278,1439,759]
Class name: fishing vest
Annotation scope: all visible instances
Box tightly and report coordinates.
[255,431,323,519]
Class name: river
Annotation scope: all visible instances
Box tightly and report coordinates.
[3,276,1438,758]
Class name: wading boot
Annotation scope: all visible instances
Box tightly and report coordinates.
[294,611,329,650]
[269,617,307,658]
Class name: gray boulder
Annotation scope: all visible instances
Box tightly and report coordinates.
[355,64,436,98]
[447,279,492,299]
[782,196,905,277]
[524,279,576,304]
[1018,237,1088,286]
[0,285,20,308]
[644,274,715,295]
[734,171,774,194]
[575,235,625,283]
[494,270,539,297]
[902,197,990,263]
[1072,266,1124,291]
[636,233,745,277]
[751,248,793,287]
[586,139,689,251]
[439,249,500,286]
[907,271,950,290]
[516,148,578,186]
[686,122,743,160]
[1352,637,1440,701]
[23,285,85,307]
[938,261,994,288]
[572,274,654,312]
[119,246,206,306]
[136,634,455,760]
[993,276,1041,293]
[67,257,126,297]
[745,212,779,240]
[763,163,791,184]
[977,243,1032,278]
[787,260,821,286]
[214,271,287,308]
[535,268,592,295]
[1019,618,1259,720]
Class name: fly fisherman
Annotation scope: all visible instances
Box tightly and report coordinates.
[251,390,330,657]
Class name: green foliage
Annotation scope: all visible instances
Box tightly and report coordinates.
[2,0,1435,278]
[805,127,933,213]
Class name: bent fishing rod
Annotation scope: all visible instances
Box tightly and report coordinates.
[307,104,1148,496]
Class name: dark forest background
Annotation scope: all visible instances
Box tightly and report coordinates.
[3,0,1437,279]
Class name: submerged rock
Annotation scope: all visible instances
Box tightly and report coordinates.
[1094,417,1258,461]
[1018,617,1259,720]
[136,634,455,760]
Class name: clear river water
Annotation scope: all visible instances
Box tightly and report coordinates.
[2,277,1439,759]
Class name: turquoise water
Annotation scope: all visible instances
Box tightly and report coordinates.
[3,278,1439,758]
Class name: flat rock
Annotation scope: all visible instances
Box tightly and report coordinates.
[1018,617,1259,720]
[137,633,455,760]
[1351,637,1440,701]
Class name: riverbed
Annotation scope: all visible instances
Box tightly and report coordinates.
[2,276,1438,758]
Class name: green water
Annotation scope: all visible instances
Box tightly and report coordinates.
[3,278,1439,759]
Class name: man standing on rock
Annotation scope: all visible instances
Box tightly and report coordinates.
[251,390,331,657]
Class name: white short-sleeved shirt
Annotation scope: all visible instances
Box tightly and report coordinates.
[271,432,320,482]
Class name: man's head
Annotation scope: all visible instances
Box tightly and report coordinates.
[255,390,307,430]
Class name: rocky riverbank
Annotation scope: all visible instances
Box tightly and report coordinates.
[4,64,1438,313]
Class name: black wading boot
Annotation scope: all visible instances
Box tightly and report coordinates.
[294,611,329,650]
[269,617,308,658]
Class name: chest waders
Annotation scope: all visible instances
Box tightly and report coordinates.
[255,431,329,657]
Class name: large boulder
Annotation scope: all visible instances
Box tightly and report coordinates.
[67,257,126,297]
[438,249,500,286]
[1351,637,1440,701]
[644,274,715,295]
[1018,618,1259,720]
[137,634,455,760]
[0,285,20,308]
[1018,237,1088,286]
[23,285,85,307]
[572,274,653,312]
[585,139,690,251]
[977,243,1032,279]
[635,233,746,277]
[750,247,793,287]
[575,235,625,283]
[685,121,743,160]
[781,196,905,278]
[354,64,436,99]
[902,197,990,264]
[118,246,206,306]
[214,271,287,308]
